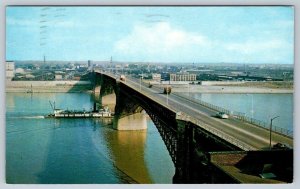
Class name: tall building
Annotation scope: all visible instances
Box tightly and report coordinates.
[88,60,94,70]
[6,61,15,81]
[170,73,196,81]
[152,73,161,82]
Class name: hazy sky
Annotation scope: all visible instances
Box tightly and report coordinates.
[6,6,294,64]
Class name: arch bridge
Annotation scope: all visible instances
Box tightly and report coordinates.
[93,70,293,183]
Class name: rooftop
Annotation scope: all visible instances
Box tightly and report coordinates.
[209,150,293,183]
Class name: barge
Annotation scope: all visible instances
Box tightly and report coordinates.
[45,102,113,118]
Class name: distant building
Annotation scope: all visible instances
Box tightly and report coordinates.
[73,76,81,81]
[55,74,63,80]
[170,73,196,81]
[88,60,94,71]
[25,74,35,79]
[6,61,15,81]
[152,73,161,82]
[115,64,122,69]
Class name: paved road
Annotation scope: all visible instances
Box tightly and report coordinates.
[100,71,293,150]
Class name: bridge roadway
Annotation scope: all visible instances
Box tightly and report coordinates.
[99,71,293,151]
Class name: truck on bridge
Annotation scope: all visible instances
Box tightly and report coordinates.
[164,86,172,94]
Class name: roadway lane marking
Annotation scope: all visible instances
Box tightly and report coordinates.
[165,95,271,146]
[105,73,270,146]
[127,78,269,145]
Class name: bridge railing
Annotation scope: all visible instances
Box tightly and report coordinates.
[173,92,293,138]
[99,72,292,150]
[237,115,293,138]
[176,112,256,151]
[101,72,258,150]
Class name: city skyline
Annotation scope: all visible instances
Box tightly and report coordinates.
[6,6,294,64]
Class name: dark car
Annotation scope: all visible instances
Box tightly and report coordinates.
[272,143,292,150]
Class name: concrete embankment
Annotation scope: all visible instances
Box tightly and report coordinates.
[154,84,293,94]
[6,81,93,93]
[150,80,293,94]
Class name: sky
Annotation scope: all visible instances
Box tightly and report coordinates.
[6,6,294,64]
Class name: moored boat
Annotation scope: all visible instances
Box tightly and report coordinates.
[45,101,113,118]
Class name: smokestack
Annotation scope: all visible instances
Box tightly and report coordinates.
[93,102,97,112]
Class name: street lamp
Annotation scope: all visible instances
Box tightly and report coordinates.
[269,116,279,149]
[140,76,142,91]
[188,82,190,99]
[167,89,169,105]
[140,73,143,91]
[250,94,254,118]
[247,94,254,119]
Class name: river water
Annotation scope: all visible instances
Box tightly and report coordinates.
[187,93,293,132]
[6,93,175,184]
[6,92,293,183]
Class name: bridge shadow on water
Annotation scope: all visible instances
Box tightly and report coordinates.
[36,118,144,184]
[35,75,161,183]
[91,92,172,183]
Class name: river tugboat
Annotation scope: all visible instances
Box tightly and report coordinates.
[45,101,113,118]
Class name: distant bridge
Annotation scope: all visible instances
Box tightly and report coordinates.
[92,70,293,183]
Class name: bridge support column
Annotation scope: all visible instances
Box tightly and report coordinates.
[94,85,101,94]
[113,112,147,130]
[101,93,116,112]
[173,119,195,183]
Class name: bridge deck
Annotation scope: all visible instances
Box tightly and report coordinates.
[97,71,293,151]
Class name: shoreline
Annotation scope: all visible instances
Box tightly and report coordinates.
[157,85,293,94]
[6,80,93,93]
[6,87,93,93]
[6,86,293,94]
[5,81,293,94]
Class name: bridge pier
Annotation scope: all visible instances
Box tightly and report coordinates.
[113,112,147,130]
[101,93,116,112]
[173,119,195,183]
[94,85,101,94]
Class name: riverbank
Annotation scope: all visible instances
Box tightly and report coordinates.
[6,80,293,94]
[150,80,293,94]
[155,84,293,94]
[172,85,293,94]
[6,80,93,93]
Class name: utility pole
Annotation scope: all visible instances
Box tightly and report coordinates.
[140,72,143,91]
[110,56,112,73]
[140,76,142,91]
[269,116,279,149]
[167,89,169,105]
[188,82,190,99]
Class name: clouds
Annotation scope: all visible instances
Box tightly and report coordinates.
[225,39,289,54]
[222,39,293,63]
[6,6,294,64]
[114,21,293,63]
[114,22,211,61]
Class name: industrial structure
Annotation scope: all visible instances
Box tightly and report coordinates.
[170,73,197,81]
[6,61,15,81]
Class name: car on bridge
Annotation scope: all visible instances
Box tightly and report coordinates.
[216,112,229,119]
[120,75,126,81]
[272,142,292,150]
